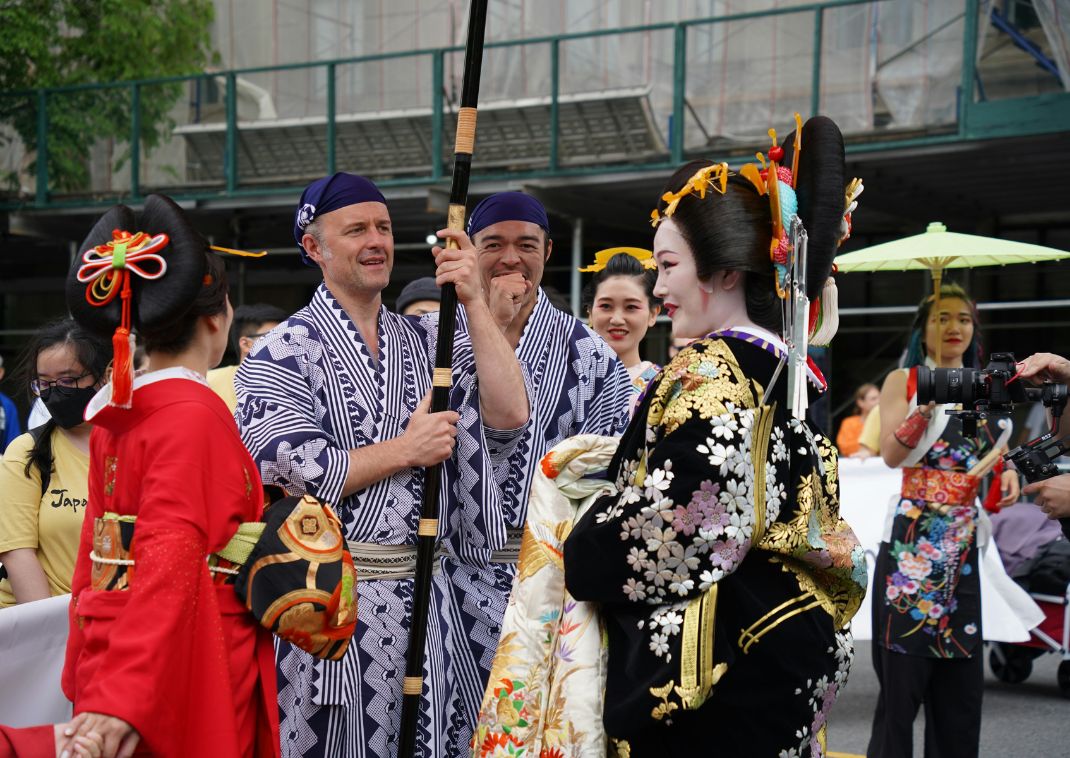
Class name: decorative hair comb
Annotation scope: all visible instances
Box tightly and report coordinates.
[578,246,657,273]
[76,230,170,408]
[649,162,731,227]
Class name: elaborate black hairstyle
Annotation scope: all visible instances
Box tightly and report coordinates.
[654,115,846,334]
[66,194,220,341]
[783,115,845,299]
[66,194,229,407]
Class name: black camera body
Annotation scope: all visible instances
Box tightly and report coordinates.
[916,352,1068,483]
[1006,434,1067,483]
[916,352,1031,437]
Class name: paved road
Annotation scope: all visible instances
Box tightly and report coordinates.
[827,641,1068,757]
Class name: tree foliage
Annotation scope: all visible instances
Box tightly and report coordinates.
[0,0,217,193]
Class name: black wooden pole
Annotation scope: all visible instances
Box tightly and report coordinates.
[397,1,488,754]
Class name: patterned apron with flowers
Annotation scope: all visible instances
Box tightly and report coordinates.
[873,415,992,659]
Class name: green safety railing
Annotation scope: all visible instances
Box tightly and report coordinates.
[2,0,1065,211]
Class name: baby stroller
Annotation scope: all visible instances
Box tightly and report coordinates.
[988,504,1070,697]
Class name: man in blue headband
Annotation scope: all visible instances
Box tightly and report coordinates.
[235,173,530,758]
[453,190,631,711]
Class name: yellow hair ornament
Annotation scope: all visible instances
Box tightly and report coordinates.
[739,163,766,195]
[650,162,731,227]
[844,177,864,211]
[578,246,656,273]
[790,112,803,187]
[210,245,268,258]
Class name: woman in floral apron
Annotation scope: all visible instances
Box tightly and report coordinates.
[867,283,1020,758]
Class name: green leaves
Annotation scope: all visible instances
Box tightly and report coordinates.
[0,0,216,192]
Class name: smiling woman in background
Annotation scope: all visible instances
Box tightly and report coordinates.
[582,248,662,408]
[0,319,110,606]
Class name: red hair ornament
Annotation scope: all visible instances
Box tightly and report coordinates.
[76,230,169,408]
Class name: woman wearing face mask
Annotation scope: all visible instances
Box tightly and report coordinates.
[0,320,110,606]
[582,249,662,408]
[561,117,866,756]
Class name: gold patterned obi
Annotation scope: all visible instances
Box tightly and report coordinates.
[901,467,979,507]
[89,496,360,661]
[90,512,258,592]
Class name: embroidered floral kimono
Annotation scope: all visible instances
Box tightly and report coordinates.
[473,435,618,757]
[628,361,661,417]
[873,414,990,658]
[562,332,867,757]
[870,364,1035,659]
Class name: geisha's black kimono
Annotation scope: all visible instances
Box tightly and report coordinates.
[564,331,867,757]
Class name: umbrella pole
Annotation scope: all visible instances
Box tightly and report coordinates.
[931,267,943,369]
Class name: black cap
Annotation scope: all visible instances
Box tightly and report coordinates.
[395,277,441,314]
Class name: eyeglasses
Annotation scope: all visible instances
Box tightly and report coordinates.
[241,331,271,341]
[31,372,93,397]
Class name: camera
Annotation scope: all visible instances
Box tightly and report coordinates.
[1005,381,1069,483]
[916,352,1069,483]
[916,352,1025,414]
[916,352,1037,437]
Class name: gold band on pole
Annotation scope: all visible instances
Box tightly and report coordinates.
[417,518,439,537]
[445,203,467,249]
[447,203,466,232]
[455,107,478,154]
[432,368,452,388]
[403,676,423,695]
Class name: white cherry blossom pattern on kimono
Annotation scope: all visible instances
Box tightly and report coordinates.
[617,406,759,658]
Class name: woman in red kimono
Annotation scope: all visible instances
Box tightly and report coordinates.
[58,195,280,758]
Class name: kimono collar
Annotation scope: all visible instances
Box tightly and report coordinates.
[709,325,827,392]
[86,366,207,423]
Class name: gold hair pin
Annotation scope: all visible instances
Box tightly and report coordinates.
[649,162,731,227]
[579,247,657,273]
[210,245,268,258]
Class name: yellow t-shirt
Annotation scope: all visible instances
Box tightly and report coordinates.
[858,404,882,454]
[207,363,239,413]
[0,428,90,605]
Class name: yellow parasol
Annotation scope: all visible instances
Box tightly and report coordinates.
[835,222,1070,366]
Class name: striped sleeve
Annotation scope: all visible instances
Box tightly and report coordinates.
[579,331,632,438]
[234,320,351,505]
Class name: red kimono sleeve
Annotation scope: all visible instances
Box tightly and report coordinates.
[68,403,239,745]
[0,724,53,758]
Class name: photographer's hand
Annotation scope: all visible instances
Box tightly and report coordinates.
[1016,353,1070,384]
[1023,474,1070,519]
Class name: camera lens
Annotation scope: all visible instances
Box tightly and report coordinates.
[942,369,963,405]
[916,367,969,405]
[916,366,934,404]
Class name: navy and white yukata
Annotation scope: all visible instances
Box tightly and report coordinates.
[450,289,632,691]
[236,284,524,758]
[236,286,629,758]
